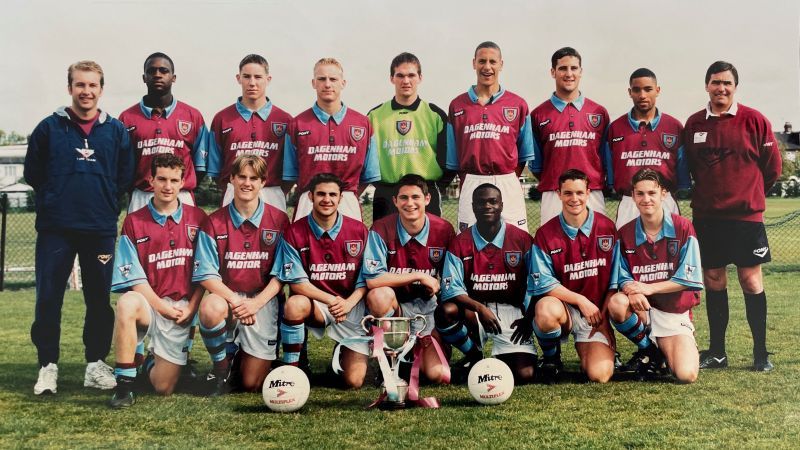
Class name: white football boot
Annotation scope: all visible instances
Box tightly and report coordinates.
[84,360,117,389]
[34,363,58,395]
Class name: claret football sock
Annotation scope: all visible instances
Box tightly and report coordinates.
[201,320,229,377]
[436,321,476,355]
[706,289,729,356]
[280,319,305,366]
[612,313,652,349]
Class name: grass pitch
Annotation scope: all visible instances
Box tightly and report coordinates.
[1,271,799,449]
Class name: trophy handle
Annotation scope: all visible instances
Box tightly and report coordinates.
[413,314,427,334]
[361,315,376,333]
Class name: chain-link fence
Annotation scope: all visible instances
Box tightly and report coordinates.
[3,191,800,289]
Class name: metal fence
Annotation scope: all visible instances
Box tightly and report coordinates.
[3,191,800,290]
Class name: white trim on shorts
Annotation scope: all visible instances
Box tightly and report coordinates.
[563,303,611,346]
[475,302,537,356]
[615,193,679,229]
[141,295,191,366]
[647,308,696,339]
[222,184,287,211]
[540,190,605,226]
[307,299,370,356]
[397,297,437,336]
[458,173,528,232]
[129,188,195,213]
[233,296,280,360]
[293,190,362,222]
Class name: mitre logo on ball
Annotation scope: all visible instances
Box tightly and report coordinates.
[468,358,514,405]
[263,366,310,413]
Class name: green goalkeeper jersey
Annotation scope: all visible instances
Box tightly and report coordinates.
[367,97,447,184]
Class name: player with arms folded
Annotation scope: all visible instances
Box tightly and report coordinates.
[108,154,208,408]
[435,184,536,384]
[273,173,370,388]
[446,41,534,232]
[283,58,380,221]
[193,155,289,395]
[608,169,702,383]
[528,169,617,383]
[207,54,292,209]
[120,52,209,212]
[606,68,689,228]
[530,47,610,225]
[362,174,456,384]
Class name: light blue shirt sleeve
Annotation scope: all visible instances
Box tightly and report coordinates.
[205,130,222,178]
[193,125,210,173]
[517,115,535,163]
[361,230,389,280]
[111,235,148,292]
[672,236,703,290]
[270,237,308,284]
[676,145,690,190]
[445,123,459,171]
[528,244,561,296]
[359,135,381,184]
[528,126,543,174]
[601,125,612,188]
[440,251,467,301]
[609,241,632,290]
[521,249,535,310]
[282,135,299,181]
[192,230,222,283]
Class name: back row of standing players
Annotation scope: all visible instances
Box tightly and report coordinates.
[26,40,782,405]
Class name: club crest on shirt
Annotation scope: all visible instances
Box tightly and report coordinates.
[186,225,198,243]
[597,235,613,252]
[429,247,444,263]
[345,240,363,257]
[350,126,366,142]
[668,239,679,257]
[505,251,521,268]
[262,229,278,246]
[97,254,112,265]
[503,107,518,122]
[587,113,602,128]
[272,122,287,139]
[118,264,132,279]
[177,120,192,136]
[396,120,412,136]
[662,133,677,149]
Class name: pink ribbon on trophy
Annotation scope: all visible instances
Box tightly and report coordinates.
[406,335,450,408]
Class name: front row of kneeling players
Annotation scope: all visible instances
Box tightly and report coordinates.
[108,153,702,407]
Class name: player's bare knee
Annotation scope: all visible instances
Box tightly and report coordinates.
[703,269,727,291]
[737,271,763,295]
[672,363,698,384]
[607,293,630,321]
[115,293,142,323]
[240,375,263,393]
[434,301,460,325]
[515,366,535,385]
[424,364,446,384]
[534,297,562,330]
[151,379,177,396]
[342,372,364,389]
[365,287,395,316]
[585,362,613,383]
[284,295,311,321]
[199,295,227,326]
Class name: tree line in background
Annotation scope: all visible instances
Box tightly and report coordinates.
[0,130,29,146]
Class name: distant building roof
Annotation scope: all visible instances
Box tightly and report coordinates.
[776,122,800,151]
[0,144,27,164]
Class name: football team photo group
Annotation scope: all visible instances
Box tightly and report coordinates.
[24,40,782,416]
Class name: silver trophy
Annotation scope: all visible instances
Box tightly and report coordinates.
[361,314,426,410]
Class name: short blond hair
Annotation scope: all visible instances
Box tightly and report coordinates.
[313,57,343,75]
[231,155,268,181]
[68,60,104,87]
